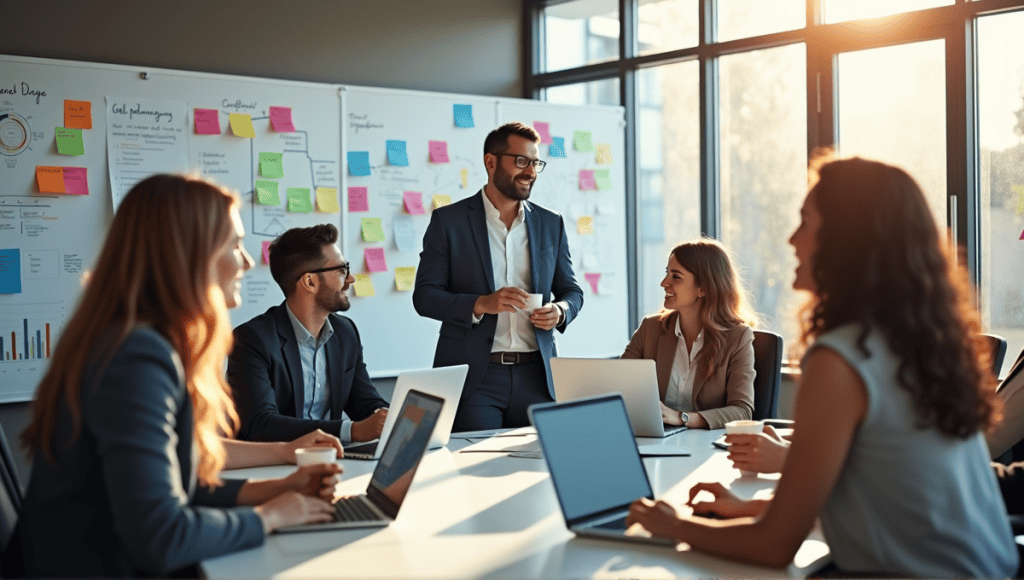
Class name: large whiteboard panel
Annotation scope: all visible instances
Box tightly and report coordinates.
[0,55,341,402]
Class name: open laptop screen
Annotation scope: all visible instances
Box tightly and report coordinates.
[368,390,443,512]
[531,395,654,523]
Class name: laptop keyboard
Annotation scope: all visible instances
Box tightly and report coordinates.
[334,496,382,522]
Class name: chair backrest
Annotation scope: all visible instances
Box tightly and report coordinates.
[0,423,22,553]
[751,330,783,421]
[982,333,1009,379]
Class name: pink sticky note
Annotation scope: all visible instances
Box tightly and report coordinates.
[428,140,450,163]
[403,191,426,215]
[348,186,369,212]
[584,272,601,294]
[1020,227,1024,240]
[194,108,221,135]
[579,169,597,190]
[262,241,272,265]
[62,167,89,195]
[534,121,552,144]
[364,247,388,273]
[269,106,296,132]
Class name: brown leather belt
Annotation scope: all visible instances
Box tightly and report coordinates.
[489,351,541,365]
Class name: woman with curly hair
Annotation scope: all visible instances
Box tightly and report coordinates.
[621,239,758,429]
[626,157,1017,577]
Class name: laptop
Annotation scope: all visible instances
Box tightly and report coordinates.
[277,389,443,533]
[550,358,686,438]
[529,393,676,545]
[344,365,469,460]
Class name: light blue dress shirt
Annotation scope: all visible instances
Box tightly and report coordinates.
[285,304,353,441]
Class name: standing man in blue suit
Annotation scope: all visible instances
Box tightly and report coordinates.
[229,224,389,443]
[413,122,584,431]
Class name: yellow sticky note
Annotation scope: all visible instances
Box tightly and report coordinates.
[460,168,468,189]
[316,187,340,213]
[229,114,256,137]
[395,267,416,291]
[432,194,451,209]
[577,216,594,235]
[596,144,613,164]
[361,218,386,242]
[353,273,375,297]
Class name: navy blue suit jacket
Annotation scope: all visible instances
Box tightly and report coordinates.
[412,190,584,402]
[228,302,388,441]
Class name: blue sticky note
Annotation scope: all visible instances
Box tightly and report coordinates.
[550,136,566,158]
[454,104,474,128]
[348,151,371,176]
[386,140,409,166]
[0,249,22,294]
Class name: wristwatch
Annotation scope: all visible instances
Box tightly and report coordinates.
[680,411,689,426]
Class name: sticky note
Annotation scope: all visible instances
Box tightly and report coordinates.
[259,152,284,178]
[55,127,84,156]
[403,191,425,215]
[0,249,22,294]
[595,168,612,190]
[534,121,552,144]
[584,272,601,294]
[353,273,375,297]
[364,247,388,273]
[596,144,613,164]
[348,186,369,212]
[194,108,221,135]
[578,216,594,235]
[387,140,408,166]
[361,218,386,242]
[36,166,65,193]
[394,215,418,252]
[255,180,280,205]
[229,113,256,137]
[62,167,89,195]
[428,140,450,163]
[269,106,296,132]
[262,241,272,265]
[460,168,468,189]
[1020,227,1024,240]
[316,187,339,213]
[454,104,474,128]
[395,267,416,291]
[574,130,593,152]
[64,100,92,129]
[550,137,566,158]
[348,151,371,176]
[286,188,312,213]
[432,194,451,209]
[578,169,596,191]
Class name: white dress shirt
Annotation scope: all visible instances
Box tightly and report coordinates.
[285,304,354,442]
[664,318,703,413]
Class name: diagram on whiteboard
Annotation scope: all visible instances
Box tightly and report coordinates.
[0,108,40,158]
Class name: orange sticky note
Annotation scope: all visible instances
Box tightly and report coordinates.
[64,100,92,129]
[36,166,65,193]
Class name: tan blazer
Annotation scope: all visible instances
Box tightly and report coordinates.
[621,311,755,429]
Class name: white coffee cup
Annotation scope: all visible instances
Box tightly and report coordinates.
[294,447,337,467]
[526,293,543,313]
[724,420,763,477]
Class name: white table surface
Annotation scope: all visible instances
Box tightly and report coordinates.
[201,428,830,579]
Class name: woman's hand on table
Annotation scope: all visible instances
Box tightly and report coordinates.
[726,424,790,474]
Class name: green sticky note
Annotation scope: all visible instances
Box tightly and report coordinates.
[361,218,386,242]
[574,130,593,152]
[55,127,85,156]
[254,180,280,205]
[595,169,612,190]
[259,152,284,178]
[286,187,312,212]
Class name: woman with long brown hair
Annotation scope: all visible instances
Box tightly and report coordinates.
[626,157,1017,576]
[621,239,759,429]
[3,175,339,577]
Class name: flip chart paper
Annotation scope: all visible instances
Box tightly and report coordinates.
[348,151,371,176]
[428,140,450,163]
[316,187,340,213]
[286,188,312,213]
[0,249,22,294]
[595,168,612,190]
[64,100,92,129]
[268,106,296,132]
[395,267,416,291]
[574,130,593,152]
[584,272,601,294]
[534,121,552,144]
[403,191,426,215]
[348,186,369,212]
[361,218,385,242]
[258,152,284,178]
[595,143,613,164]
[36,166,65,193]
[387,140,409,166]
[550,137,566,158]
[262,241,272,265]
[353,274,375,297]
[255,180,280,205]
[432,194,451,209]
[55,128,84,156]
[364,247,388,273]
[62,167,89,195]
[578,169,596,191]
[577,216,594,235]
[194,108,221,134]
[454,104,474,128]
[229,113,256,137]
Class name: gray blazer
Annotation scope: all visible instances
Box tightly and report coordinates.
[5,327,263,577]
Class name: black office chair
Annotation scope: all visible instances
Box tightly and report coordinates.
[751,330,783,421]
[982,333,1008,379]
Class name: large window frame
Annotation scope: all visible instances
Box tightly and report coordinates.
[524,0,1024,338]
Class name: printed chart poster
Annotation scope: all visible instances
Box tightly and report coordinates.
[106,96,189,211]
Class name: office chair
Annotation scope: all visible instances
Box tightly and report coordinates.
[982,333,1008,379]
[751,330,783,421]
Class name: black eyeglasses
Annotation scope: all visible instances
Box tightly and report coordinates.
[305,262,350,279]
[492,153,546,173]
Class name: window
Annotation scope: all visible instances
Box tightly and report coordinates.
[544,0,620,72]
[824,0,953,24]
[717,0,805,43]
[545,79,620,107]
[637,0,699,55]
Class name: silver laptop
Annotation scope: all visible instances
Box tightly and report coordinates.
[345,365,468,460]
[550,358,686,438]
[277,389,443,533]
[529,394,676,545]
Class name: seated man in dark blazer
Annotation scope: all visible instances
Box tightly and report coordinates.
[229,224,388,443]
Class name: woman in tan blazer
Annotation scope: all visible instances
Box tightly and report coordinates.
[622,239,758,429]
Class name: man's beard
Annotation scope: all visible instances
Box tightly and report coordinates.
[316,283,350,313]
[493,164,533,201]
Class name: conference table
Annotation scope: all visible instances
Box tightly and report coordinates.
[201,428,830,579]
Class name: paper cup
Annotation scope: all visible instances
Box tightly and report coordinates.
[526,293,543,312]
[724,420,763,477]
[294,447,337,467]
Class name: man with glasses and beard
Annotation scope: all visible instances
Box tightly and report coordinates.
[413,122,584,431]
[229,224,389,443]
